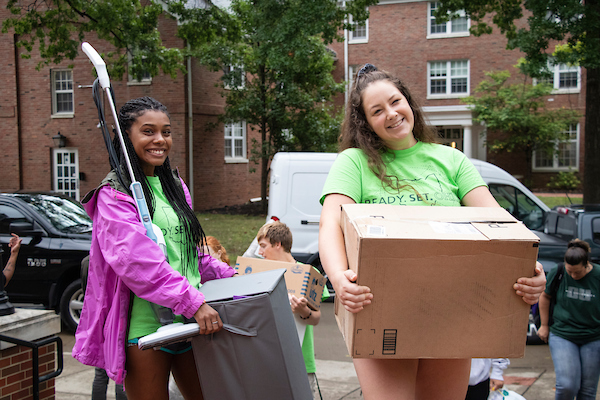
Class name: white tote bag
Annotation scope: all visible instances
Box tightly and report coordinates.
[489,389,526,400]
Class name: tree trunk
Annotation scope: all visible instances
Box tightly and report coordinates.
[583,69,600,203]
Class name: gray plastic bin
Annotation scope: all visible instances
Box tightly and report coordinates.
[193,268,312,400]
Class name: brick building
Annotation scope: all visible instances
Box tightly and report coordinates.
[328,0,586,189]
[0,0,586,207]
[0,12,261,210]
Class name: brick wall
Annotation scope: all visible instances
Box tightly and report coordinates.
[328,1,586,189]
[1,0,586,200]
[0,342,56,400]
[0,13,261,210]
[0,8,20,191]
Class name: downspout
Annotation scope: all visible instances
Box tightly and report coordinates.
[187,43,194,204]
[344,1,349,104]
[14,34,23,190]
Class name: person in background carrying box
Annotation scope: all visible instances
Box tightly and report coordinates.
[256,221,329,400]
[318,63,546,400]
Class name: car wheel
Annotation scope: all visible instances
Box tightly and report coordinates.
[60,279,83,333]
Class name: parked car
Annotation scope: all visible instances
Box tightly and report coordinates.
[0,192,91,332]
[527,204,600,343]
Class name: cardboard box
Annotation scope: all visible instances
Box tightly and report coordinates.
[235,257,326,310]
[337,204,540,359]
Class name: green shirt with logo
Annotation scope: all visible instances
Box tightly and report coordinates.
[321,142,485,206]
[546,264,600,344]
[128,176,201,340]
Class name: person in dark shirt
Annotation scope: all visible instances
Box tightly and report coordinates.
[538,239,600,400]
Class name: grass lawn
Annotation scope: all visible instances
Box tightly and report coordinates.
[537,194,583,209]
[196,213,266,265]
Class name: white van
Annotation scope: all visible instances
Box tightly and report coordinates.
[267,152,550,267]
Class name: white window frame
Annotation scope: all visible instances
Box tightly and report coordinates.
[533,124,580,172]
[427,2,470,39]
[223,64,245,90]
[127,50,152,86]
[536,60,581,94]
[53,148,80,200]
[427,60,470,99]
[224,121,248,163]
[51,70,74,118]
[349,15,368,44]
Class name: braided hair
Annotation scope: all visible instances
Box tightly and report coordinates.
[114,96,206,275]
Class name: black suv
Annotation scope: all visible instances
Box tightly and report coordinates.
[0,193,91,332]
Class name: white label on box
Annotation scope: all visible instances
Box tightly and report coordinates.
[366,225,386,237]
[428,221,481,235]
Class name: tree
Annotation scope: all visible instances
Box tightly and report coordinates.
[3,0,375,212]
[2,0,241,80]
[195,0,376,214]
[438,0,600,202]
[464,70,580,184]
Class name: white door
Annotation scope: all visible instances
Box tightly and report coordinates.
[53,148,80,200]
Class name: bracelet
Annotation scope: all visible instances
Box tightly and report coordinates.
[299,311,312,320]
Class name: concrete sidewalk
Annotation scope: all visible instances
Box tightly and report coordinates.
[56,342,557,400]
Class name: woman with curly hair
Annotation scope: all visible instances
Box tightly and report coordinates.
[319,64,546,399]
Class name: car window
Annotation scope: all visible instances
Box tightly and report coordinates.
[593,218,600,245]
[488,184,545,231]
[12,194,92,233]
[0,205,28,234]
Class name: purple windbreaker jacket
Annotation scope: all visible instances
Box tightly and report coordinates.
[72,176,235,384]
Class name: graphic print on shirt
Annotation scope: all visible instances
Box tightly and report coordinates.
[363,171,461,207]
[155,204,186,246]
[565,287,596,301]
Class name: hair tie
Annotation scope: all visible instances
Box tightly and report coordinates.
[357,63,378,78]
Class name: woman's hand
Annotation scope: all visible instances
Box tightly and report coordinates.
[537,324,549,343]
[514,262,546,305]
[193,302,222,335]
[332,269,373,313]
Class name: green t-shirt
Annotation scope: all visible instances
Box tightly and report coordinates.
[128,176,201,340]
[301,285,330,374]
[320,142,486,206]
[546,264,600,344]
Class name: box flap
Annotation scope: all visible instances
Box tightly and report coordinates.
[341,204,540,242]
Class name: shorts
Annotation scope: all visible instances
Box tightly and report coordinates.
[127,338,192,355]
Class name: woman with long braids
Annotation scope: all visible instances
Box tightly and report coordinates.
[318,64,546,399]
[73,97,235,400]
